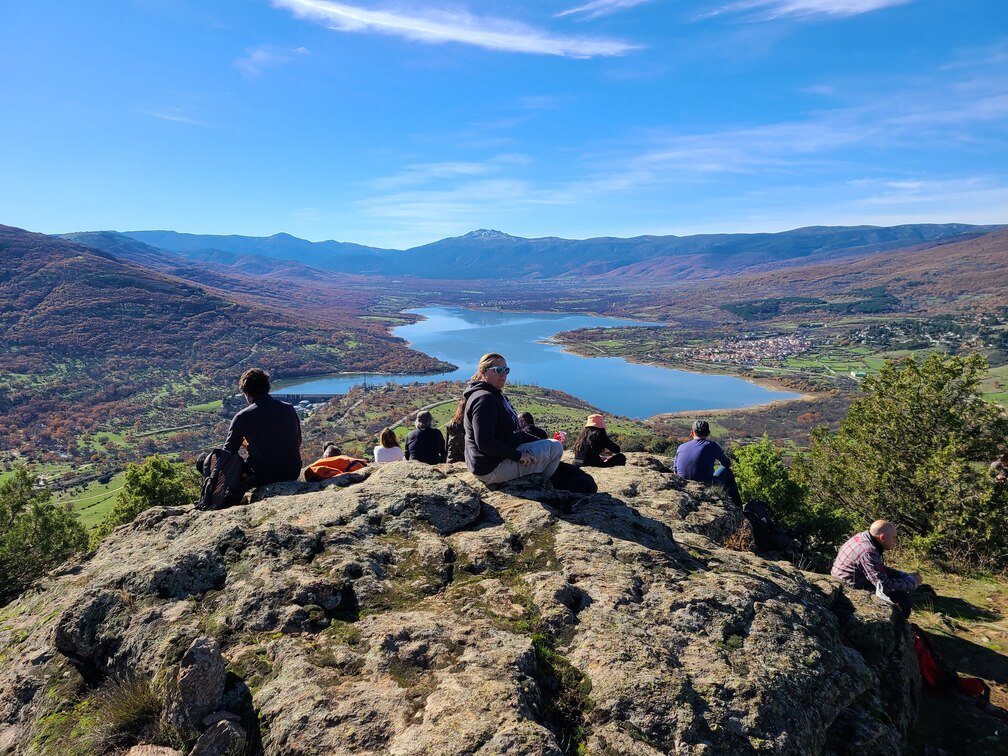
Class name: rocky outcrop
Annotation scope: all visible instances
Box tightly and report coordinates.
[0,456,919,755]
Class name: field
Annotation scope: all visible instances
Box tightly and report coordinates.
[982,364,1008,405]
[55,472,127,530]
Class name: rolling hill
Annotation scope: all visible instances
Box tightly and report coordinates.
[119,223,1001,281]
[0,225,449,456]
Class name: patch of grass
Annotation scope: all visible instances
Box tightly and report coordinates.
[185,399,223,412]
[32,675,162,755]
[325,620,363,648]
[228,647,274,694]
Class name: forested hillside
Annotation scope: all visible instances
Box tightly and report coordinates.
[0,225,450,457]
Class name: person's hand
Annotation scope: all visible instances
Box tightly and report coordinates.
[911,572,924,588]
[519,452,535,465]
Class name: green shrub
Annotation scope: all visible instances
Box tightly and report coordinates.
[731,436,853,556]
[90,456,200,548]
[802,353,1008,570]
[0,466,88,603]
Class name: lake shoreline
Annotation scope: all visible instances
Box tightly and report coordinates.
[279,306,799,418]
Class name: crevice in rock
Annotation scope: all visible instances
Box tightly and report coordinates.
[529,632,592,754]
[219,670,265,755]
[321,584,361,624]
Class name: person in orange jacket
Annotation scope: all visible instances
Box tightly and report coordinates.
[304,443,368,481]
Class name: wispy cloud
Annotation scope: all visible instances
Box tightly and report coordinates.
[556,0,654,21]
[704,0,913,21]
[272,0,640,58]
[846,176,1003,206]
[367,154,530,190]
[136,108,204,126]
[353,172,574,243]
[235,44,309,77]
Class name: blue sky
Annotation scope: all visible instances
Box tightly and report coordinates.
[2,0,1005,248]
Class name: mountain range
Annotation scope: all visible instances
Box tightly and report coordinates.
[111,224,1000,282]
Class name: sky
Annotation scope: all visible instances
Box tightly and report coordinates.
[1,0,1006,248]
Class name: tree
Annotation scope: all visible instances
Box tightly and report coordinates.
[90,456,200,548]
[0,466,88,603]
[803,353,1008,569]
[731,435,853,555]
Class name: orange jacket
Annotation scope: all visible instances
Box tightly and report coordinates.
[304,455,368,481]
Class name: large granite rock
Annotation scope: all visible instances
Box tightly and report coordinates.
[0,456,919,755]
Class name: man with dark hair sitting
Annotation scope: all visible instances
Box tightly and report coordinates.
[518,412,548,441]
[304,443,368,481]
[220,368,302,486]
[674,419,741,506]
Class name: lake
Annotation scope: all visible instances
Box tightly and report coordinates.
[280,306,798,418]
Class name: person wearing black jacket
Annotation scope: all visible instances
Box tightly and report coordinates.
[405,411,446,464]
[222,368,302,485]
[572,414,626,467]
[463,353,562,484]
[519,412,548,440]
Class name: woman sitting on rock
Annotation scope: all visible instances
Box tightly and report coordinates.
[405,411,446,464]
[573,414,626,468]
[462,352,562,485]
[373,427,404,464]
[444,398,467,464]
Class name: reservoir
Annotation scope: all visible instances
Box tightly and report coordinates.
[281,306,797,418]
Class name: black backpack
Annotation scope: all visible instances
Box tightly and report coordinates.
[743,499,792,551]
[550,462,598,494]
[196,449,249,511]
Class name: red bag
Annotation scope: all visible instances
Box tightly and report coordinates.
[912,624,990,703]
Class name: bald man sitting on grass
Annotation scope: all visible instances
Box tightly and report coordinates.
[831,520,923,618]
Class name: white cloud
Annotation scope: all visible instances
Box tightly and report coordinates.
[367,154,530,190]
[235,44,309,77]
[272,0,640,57]
[705,0,912,21]
[556,0,653,21]
[136,108,204,125]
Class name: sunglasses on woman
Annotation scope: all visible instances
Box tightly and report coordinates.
[489,366,511,375]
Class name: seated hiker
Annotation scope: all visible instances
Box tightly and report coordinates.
[674,419,741,506]
[444,398,467,464]
[573,414,626,467]
[831,520,923,618]
[519,412,548,441]
[990,453,1008,484]
[373,427,405,464]
[405,411,446,464]
[304,443,367,481]
[463,352,562,485]
[203,368,302,487]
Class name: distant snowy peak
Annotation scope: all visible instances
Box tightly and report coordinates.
[461,229,518,241]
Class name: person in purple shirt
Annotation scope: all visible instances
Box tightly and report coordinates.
[674,419,741,506]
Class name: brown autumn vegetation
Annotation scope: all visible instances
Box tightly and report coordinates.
[0,225,451,456]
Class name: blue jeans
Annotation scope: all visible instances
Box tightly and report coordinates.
[713,466,742,506]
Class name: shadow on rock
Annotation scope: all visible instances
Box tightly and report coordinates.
[548,492,687,560]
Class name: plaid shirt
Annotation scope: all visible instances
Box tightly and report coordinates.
[831,530,915,593]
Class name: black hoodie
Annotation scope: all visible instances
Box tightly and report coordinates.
[463,380,525,476]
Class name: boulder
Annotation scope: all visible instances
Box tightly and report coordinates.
[164,637,227,731]
[0,454,919,755]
